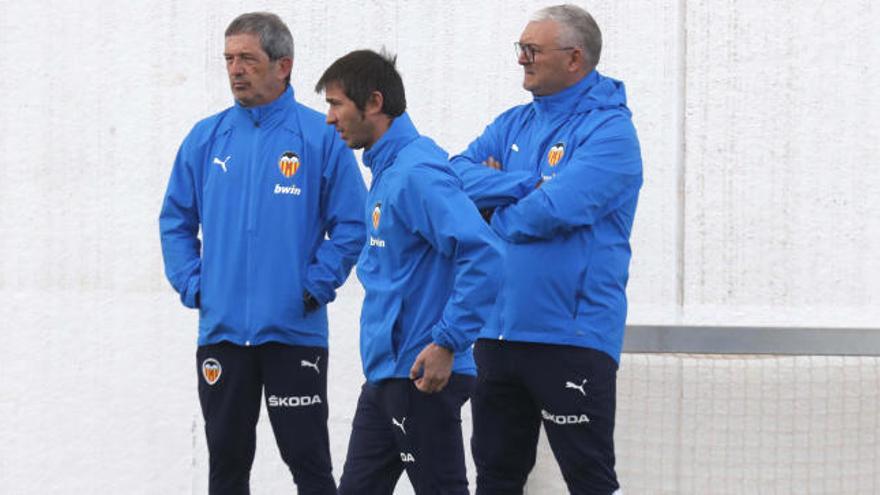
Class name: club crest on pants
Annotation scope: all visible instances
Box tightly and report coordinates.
[202,358,222,385]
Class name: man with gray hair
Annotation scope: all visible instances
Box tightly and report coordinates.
[451,5,642,493]
[159,12,366,494]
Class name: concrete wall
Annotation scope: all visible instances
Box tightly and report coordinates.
[0,0,877,493]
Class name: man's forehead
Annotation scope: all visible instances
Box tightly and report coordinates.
[323,83,348,100]
[224,33,263,53]
[520,20,560,43]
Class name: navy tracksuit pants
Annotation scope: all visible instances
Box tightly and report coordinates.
[338,374,475,495]
[196,342,336,495]
[470,339,620,495]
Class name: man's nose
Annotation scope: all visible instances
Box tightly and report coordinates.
[228,58,245,74]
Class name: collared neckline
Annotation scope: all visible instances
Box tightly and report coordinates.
[362,112,420,176]
[532,70,599,119]
[234,85,296,128]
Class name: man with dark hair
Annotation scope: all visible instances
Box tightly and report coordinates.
[451,5,642,494]
[159,12,366,494]
[316,49,502,495]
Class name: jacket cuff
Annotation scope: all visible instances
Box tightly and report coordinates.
[489,207,517,242]
[431,324,468,354]
[181,275,200,309]
[302,279,335,306]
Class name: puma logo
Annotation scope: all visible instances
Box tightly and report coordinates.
[212,155,231,172]
[300,356,320,374]
[565,378,588,397]
[392,416,406,435]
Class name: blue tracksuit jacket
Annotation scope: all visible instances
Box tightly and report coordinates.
[159,86,367,347]
[450,70,643,362]
[358,113,502,382]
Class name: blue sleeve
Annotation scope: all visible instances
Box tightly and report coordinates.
[302,135,367,304]
[399,167,503,353]
[449,117,539,209]
[159,136,202,309]
[491,116,643,242]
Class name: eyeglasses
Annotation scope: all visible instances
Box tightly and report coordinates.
[514,42,575,63]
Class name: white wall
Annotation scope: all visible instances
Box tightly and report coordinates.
[0,1,878,493]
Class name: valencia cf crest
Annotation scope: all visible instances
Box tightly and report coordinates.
[202,358,222,385]
[372,202,382,230]
[278,151,300,177]
[547,142,565,166]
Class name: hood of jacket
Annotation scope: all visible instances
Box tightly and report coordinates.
[532,69,631,120]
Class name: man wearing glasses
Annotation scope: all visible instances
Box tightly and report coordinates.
[451,5,642,494]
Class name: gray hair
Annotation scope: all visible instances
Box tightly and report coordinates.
[225,12,294,61]
[531,5,602,68]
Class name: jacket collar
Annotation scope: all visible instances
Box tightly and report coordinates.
[233,85,296,128]
[362,112,420,176]
[532,70,599,119]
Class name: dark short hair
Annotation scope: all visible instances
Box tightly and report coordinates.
[315,50,406,117]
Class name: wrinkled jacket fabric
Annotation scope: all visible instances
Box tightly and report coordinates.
[450,70,643,362]
[358,113,502,382]
[160,86,366,347]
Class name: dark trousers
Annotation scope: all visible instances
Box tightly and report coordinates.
[471,339,619,495]
[197,342,336,495]
[338,374,475,495]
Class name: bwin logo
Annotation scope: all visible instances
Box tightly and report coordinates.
[400,452,416,463]
[267,394,322,408]
[541,409,590,425]
[274,183,302,196]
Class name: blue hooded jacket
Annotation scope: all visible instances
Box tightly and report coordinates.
[450,70,643,362]
[358,113,502,382]
[159,86,367,347]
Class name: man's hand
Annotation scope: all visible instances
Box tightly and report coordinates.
[409,343,454,393]
[302,290,320,315]
[483,156,502,170]
[479,208,495,223]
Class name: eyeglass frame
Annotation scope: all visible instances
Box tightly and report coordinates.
[514,42,576,63]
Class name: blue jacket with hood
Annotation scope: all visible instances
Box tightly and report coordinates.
[159,86,367,347]
[450,70,643,362]
[358,113,502,383]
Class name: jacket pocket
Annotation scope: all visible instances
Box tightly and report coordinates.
[360,291,404,369]
[503,234,587,329]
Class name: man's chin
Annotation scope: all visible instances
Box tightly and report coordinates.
[231,88,253,104]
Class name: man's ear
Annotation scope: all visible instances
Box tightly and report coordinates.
[568,48,585,73]
[364,90,384,116]
[277,57,293,82]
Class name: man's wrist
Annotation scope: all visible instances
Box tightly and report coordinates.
[432,341,454,354]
